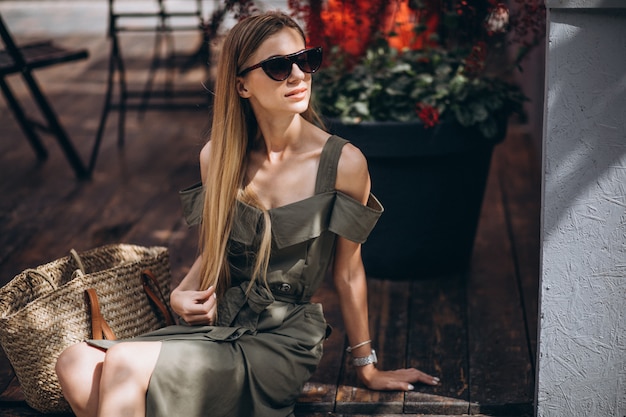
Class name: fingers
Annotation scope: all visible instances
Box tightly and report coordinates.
[420,375,440,386]
[367,368,441,391]
[387,380,417,392]
[418,370,440,386]
[176,287,218,325]
[396,368,440,386]
[205,299,217,323]
[186,287,217,313]
[184,314,214,325]
[197,286,216,302]
[401,368,440,386]
[201,289,218,309]
[183,307,216,325]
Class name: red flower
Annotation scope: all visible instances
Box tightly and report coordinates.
[416,104,440,128]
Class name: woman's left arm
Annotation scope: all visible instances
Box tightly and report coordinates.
[333,144,440,391]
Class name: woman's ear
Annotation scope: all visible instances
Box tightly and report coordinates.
[236,78,251,98]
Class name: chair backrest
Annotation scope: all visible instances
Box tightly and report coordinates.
[0,13,27,69]
[0,13,89,76]
[107,0,204,36]
[157,0,203,17]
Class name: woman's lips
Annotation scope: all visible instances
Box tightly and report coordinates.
[285,88,307,99]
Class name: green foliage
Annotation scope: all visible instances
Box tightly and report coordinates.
[313,39,527,140]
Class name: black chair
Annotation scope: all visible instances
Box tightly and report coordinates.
[0,13,90,179]
[91,0,209,172]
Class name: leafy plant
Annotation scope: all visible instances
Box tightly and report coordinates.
[290,0,545,140]
[314,39,527,139]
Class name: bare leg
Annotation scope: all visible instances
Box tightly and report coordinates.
[56,342,105,417]
[56,341,162,417]
[96,341,162,417]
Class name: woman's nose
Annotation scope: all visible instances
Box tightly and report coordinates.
[288,63,305,81]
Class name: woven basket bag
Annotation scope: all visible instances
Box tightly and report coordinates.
[0,244,172,413]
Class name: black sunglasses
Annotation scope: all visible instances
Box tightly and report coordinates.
[237,47,323,81]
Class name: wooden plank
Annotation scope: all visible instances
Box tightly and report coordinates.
[0,347,14,396]
[116,133,202,286]
[0,89,86,283]
[0,404,51,417]
[466,143,534,415]
[0,377,72,416]
[405,274,470,415]
[297,415,501,417]
[496,129,541,363]
[0,376,24,403]
[0,106,204,283]
[301,415,508,417]
[160,219,201,290]
[334,279,410,415]
[0,38,114,285]
[124,205,198,289]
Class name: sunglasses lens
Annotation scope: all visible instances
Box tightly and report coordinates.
[259,48,323,81]
[262,58,292,81]
[298,49,322,73]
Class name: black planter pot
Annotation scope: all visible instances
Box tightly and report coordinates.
[326,118,505,280]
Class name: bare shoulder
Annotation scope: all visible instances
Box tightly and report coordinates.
[200,140,212,166]
[199,140,212,183]
[335,142,370,204]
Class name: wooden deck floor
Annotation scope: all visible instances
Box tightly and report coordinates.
[0,31,540,417]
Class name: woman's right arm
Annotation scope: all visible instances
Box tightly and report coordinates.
[169,140,217,325]
[170,256,217,325]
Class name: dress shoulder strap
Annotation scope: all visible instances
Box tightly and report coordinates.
[315,135,348,194]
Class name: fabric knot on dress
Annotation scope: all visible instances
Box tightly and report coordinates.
[217,281,275,330]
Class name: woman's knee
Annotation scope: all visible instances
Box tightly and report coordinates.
[55,342,104,415]
[56,342,102,383]
[100,344,134,383]
[100,342,161,389]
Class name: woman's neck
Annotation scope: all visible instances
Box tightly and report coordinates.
[256,114,308,158]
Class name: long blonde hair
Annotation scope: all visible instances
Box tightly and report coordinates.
[199,12,323,295]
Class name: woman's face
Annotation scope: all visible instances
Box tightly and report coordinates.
[237,28,312,119]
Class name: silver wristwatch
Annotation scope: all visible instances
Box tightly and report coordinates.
[352,349,378,367]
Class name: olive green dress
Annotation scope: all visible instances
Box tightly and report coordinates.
[88,135,383,417]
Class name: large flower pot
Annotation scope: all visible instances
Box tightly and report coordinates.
[326,118,505,280]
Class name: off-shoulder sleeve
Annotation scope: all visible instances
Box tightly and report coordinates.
[328,192,383,244]
[179,183,205,226]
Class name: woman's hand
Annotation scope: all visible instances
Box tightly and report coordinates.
[170,286,217,325]
[356,365,440,391]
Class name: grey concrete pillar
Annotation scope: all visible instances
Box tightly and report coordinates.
[538,1,626,416]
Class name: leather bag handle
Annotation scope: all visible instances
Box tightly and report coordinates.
[141,269,175,326]
[84,288,117,340]
[84,270,174,341]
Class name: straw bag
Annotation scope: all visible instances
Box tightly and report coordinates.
[0,244,174,413]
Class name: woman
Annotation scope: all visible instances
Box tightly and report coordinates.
[55,11,439,417]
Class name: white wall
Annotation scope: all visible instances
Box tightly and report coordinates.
[537,2,626,416]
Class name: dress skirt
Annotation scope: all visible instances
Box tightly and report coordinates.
[88,300,328,417]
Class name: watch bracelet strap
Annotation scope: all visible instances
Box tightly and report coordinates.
[352,349,377,367]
